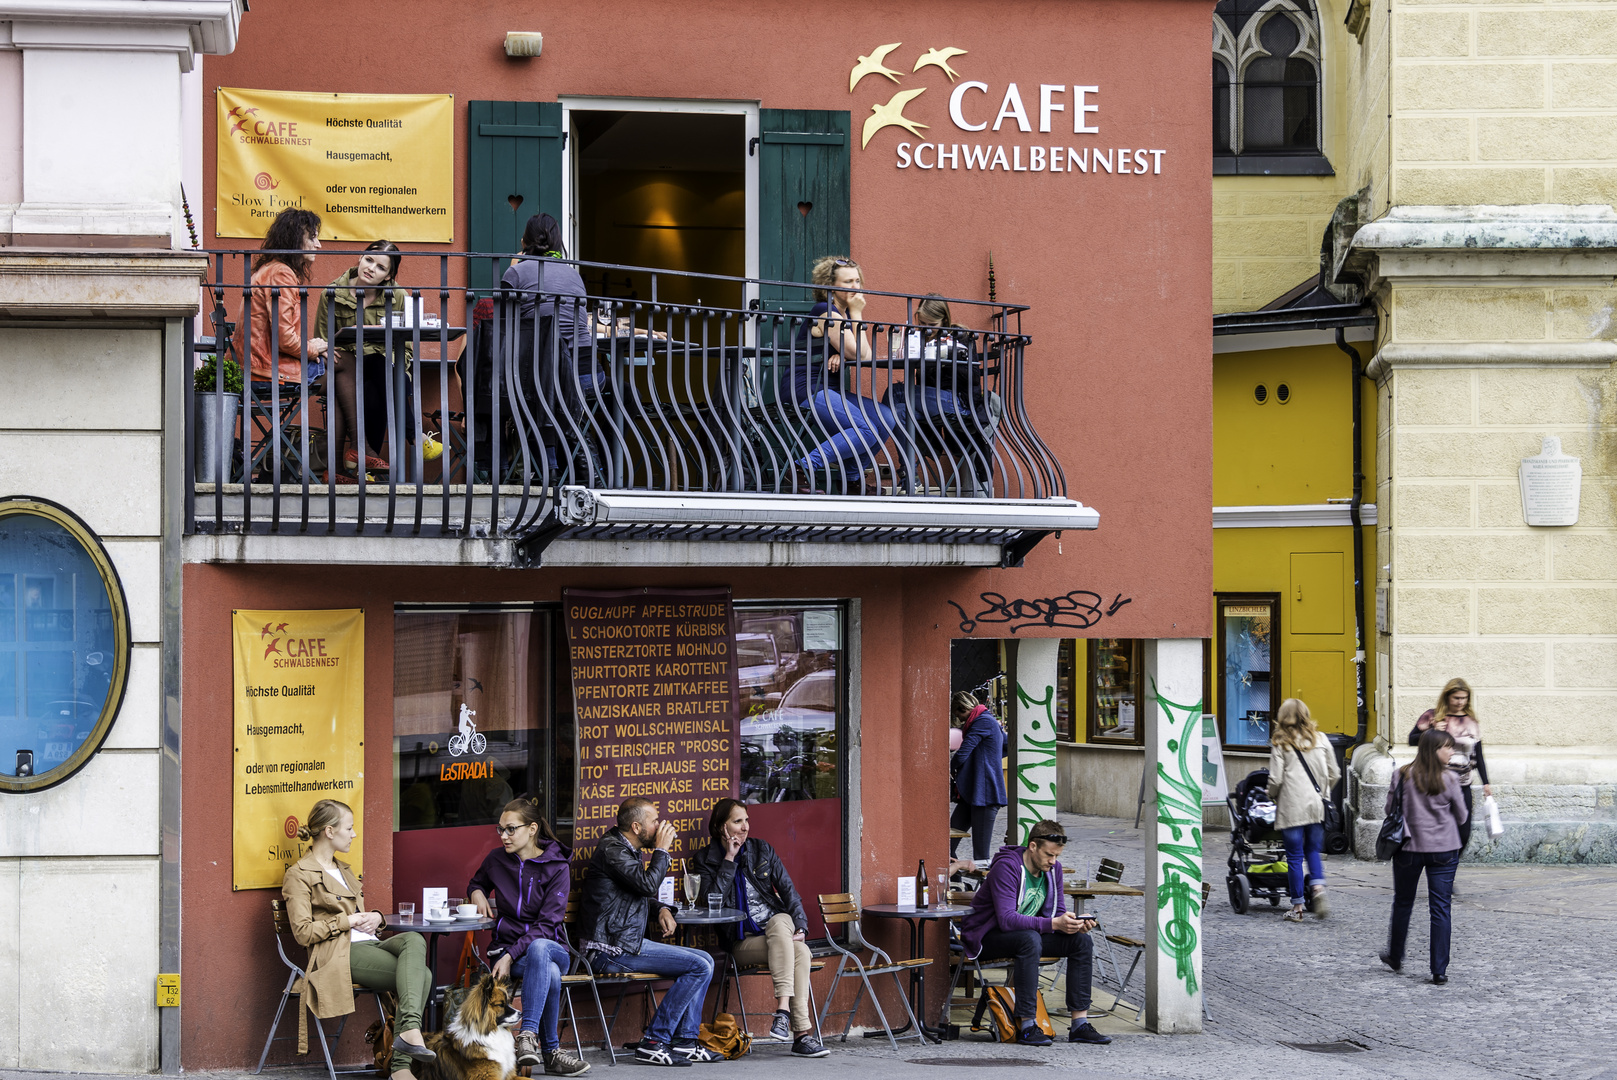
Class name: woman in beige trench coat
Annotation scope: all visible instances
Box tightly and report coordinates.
[1266,699,1341,923]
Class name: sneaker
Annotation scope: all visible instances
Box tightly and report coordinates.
[1067,1021,1112,1045]
[515,1031,542,1068]
[768,1011,792,1042]
[422,433,444,462]
[671,1040,721,1063]
[1310,885,1330,920]
[544,1048,592,1076]
[1015,1023,1052,1047]
[1282,909,1305,923]
[791,1033,830,1058]
[344,448,390,471]
[633,1040,690,1067]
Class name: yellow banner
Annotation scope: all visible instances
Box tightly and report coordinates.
[232,608,366,890]
[216,87,453,242]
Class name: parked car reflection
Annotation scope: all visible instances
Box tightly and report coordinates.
[740,669,836,802]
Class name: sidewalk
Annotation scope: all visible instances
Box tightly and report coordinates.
[8,812,1613,1080]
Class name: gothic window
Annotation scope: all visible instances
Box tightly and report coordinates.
[1214,0,1331,175]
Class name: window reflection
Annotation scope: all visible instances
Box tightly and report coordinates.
[737,605,843,803]
[1220,599,1276,747]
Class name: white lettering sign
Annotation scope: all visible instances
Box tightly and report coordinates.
[897,141,1166,173]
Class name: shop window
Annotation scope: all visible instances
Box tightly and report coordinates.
[0,498,129,794]
[1087,639,1144,746]
[736,603,845,804]
[1218,595,1280,748]
[1055,639,1077,742]
[1213,0,1331,176]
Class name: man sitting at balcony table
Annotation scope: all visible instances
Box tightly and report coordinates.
[787,255,901,495]
[690,799,829,1057]
[959,821,1112,1047]
[577,798,720,1066]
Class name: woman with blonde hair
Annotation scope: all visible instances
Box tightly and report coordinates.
[281,799,434,1080]
[1410,677,1490,851]
[1382,728,1467,983]
[1266,698,1341,922]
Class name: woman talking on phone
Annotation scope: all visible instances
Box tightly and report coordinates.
[691,799,828,1057]
[1382,729,1468,984]
[1410,677,1491,850]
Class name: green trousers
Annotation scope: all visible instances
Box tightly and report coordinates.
[350,933,433,1072]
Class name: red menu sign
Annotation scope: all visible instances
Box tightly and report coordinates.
[565,587,740,868]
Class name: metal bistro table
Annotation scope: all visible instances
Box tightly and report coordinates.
[383,912,495,1029]
[860,902,971,1043]
[335,325,466,483]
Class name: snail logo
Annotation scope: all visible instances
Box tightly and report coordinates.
[849,42,968,149]
[255,172,281,190]
[284,815,299,839]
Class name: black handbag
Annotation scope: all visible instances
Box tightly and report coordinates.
[1376,770,1408,861]
[1294,746,1342,834]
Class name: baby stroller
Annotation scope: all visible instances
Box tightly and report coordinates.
[1226,768,1315,914]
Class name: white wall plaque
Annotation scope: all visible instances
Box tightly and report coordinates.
[1519,436,1581,527]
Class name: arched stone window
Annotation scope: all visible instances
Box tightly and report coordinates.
[1214,0,1332,174]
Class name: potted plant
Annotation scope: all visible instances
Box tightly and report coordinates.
[193,355,243,484]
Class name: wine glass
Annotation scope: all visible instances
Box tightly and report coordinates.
[684,872,702,910]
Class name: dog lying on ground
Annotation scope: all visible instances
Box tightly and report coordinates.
[413,973,516,1080]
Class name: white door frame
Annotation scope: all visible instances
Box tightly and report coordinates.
[558,96,760,311]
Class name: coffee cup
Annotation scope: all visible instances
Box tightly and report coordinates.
[456,903,479,917]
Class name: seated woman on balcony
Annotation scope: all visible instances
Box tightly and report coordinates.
[786,255,901,494]
[248,208,329,477]
[313,240,437,480]
[880,294,1003,495]
[501,214,599,414]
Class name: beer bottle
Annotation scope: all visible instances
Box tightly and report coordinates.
[918,859,930,908]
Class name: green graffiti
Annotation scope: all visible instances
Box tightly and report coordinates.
[1151,681,1203,997]
[1013,681,1059,842]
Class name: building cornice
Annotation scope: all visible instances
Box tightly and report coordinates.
[1365,342,1617,382]
[1340,205,1617,289]
[0,0,241,68]
[0,249,209,317]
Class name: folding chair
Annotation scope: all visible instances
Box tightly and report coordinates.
[560,897,662,1065]
[815,893,931,1052]
[940,890,1064,1034]
[256,899,388,1080]
[246,375,327,482]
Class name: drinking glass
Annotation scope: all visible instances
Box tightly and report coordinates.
[397,902,415,921]
[684,874,702,909]
[448,897,464,910]
[938,872,949,904]
[706,892,722,916]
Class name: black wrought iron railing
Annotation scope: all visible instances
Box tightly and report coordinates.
[187,251,1083,556]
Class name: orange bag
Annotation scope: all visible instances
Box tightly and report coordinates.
[972,985,1054,1042]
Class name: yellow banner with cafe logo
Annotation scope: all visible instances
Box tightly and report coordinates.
[216,87,453,242]
[232,608,365,891]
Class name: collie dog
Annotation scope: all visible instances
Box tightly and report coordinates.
[417,973,516,1080]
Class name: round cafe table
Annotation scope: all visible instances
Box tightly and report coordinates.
[671,905,745,948]
[860,903,972,1043]
[384,912,495,1029]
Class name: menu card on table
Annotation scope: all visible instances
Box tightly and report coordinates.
[658,877,676,906]
[896,878,916,910]
[423,887,448,918]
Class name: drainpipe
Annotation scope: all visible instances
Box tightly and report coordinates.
[1335,327,1370,748]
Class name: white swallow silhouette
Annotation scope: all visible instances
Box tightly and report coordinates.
[862,87,929,149]
[850,42,904,92]
[914,47,968,82]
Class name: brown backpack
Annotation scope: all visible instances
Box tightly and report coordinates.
[972,985,1054,1042]
[697,1012,752,1059]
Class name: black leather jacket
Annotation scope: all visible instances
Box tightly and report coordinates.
[690,837,808,948]
[577,827,670,957]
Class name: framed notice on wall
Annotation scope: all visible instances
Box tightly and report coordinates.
[216,87,453,242]
[565,588,740,873]
[232,608,365,890]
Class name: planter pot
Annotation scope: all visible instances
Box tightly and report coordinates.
[194,391,241,484]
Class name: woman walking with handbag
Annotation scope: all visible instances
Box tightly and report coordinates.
[1266,699,1341,922]
[1381,728,1468,984]
[1409,678,1491,851]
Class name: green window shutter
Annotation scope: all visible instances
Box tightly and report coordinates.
[466,100,564,292]
[757,109,850,314]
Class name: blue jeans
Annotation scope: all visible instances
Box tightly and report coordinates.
[1281,823,1326,906]
[517,938,573,1050]
[596,939,714,1045]
[1388,848,1459,977]
[795,389,899,472]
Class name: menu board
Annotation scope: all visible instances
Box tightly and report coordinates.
[565,588,740,870]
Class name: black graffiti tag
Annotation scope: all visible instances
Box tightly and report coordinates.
[947,591,1133,634]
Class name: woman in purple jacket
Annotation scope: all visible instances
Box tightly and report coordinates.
[1381,729,1467,985]
[469,798,586,1076]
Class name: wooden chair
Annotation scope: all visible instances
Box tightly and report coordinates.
[480,900,599,1065]
[256,899,388,1080]
[815,893,931,1052]
[560,896,663,1065]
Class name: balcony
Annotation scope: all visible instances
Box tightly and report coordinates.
[185,252,1095,567]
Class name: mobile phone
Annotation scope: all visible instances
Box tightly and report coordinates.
[1076,913,1097,921]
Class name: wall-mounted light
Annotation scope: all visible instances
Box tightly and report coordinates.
[504,32,543,58]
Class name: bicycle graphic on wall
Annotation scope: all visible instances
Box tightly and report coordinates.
[449,702,486,757]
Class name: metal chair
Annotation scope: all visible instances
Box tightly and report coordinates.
[814,893,931,1052]
[560,896,663,1065]
[256,899,388,1080]
[710,943,825,1039]
[941,890,1064,1035]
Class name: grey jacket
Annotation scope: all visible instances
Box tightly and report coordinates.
[1386,767,1468,852]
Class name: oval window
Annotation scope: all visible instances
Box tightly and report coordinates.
[0,498,130,793]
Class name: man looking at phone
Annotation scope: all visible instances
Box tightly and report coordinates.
[959,821,1112,1047]
[578,798,717,1066]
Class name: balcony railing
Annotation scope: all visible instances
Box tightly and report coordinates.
[187,251,1094,565]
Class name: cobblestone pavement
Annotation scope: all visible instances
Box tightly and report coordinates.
[7,813,1613,1080]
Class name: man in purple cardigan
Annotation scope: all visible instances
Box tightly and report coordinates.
[959,820,1111,1047]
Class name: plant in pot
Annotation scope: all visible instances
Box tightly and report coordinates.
[194,356,244,484]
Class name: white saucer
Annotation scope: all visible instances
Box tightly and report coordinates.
[424,915,454,923]
[453,913,482,920]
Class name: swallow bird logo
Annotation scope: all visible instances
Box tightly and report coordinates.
[914,47,968,82]
[264,638,283,660]
[260,621,275,640]
[850,42,904,92]
[862,87,929,149]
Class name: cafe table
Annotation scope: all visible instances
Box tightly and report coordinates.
[383,912,495,1029]
[335,325,467,483]
[1063,880,1146,998]
[860,902,972,1043]
[672,905,746,946]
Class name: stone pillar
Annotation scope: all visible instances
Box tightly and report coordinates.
[1010,638,1060,844]
[1142,637,1204,1034]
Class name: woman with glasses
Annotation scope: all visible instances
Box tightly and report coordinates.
[468,798,589,1076]
[786,255,901,494]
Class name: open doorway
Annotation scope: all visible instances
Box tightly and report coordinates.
[568,108,748,309]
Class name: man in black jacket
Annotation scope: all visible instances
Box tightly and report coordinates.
[578,798,716,1067]
[691,799,828,1057]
